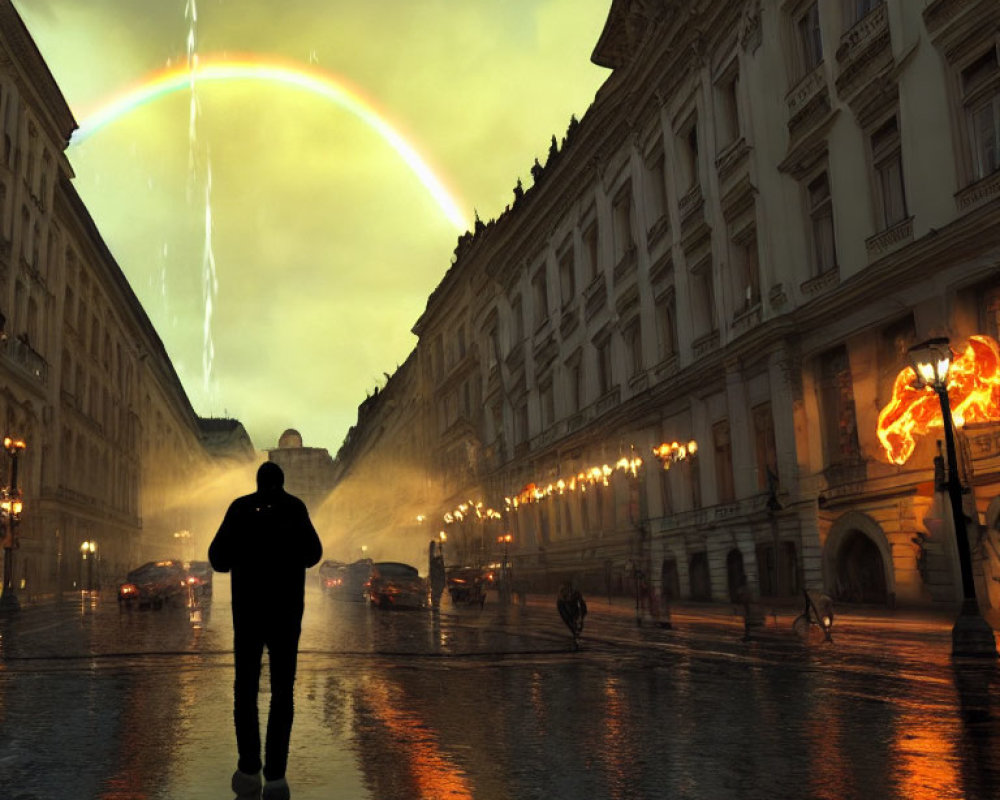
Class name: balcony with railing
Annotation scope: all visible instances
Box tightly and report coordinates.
[678,185,704,232]
[800,266,840,298]
[692,330,720,359]
[785,63,828,138]
[532,331,559,372]
[504,340,524,372]
[657,491,778,532]
[584,274,607,321]
[612,245,638,288]
[865,216,913,260]
[834,2,891,102]
[595,386,621,416]
[559,300,580,338]
[715,136,750,186]
[5,334,48,386]
[646,214,670,250]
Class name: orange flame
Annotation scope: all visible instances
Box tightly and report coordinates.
[876,334,1000,464]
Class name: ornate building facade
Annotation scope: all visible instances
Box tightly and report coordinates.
[335,0,1000,609]
[0,2,254,597]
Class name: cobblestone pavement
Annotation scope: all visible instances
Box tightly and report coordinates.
[0,579,997,800]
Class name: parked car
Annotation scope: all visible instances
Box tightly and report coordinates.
[186,560,213,599]
[118,560,189,609]
[446,565,489,608]
[366,562,428,609]
[319,558,372,600]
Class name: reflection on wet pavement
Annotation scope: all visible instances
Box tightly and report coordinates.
[0,579,996,800]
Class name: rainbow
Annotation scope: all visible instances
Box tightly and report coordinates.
[71,56,468,230]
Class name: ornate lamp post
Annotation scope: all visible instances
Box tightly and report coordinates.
[496,532,512,603]
[0,434,26,611]
[908,338,997,658]
[80,540,97,591]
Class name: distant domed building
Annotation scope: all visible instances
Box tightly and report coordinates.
[267,429,336,511]
[277,428,303,449]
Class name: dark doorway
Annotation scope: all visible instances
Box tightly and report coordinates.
[780,541,800,596]
[726,548,746,603]
[689,551,711,601]
[660,558,680,601]
[756,541,801,598]
[833,530,887,604]
[756,543,775,597]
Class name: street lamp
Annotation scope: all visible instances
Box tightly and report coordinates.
[80,540,97,591]
[1,434,26,612]
[908,337,997,658]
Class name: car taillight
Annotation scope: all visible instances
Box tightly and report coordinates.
[187,576,200,585]
[119,583,138,597]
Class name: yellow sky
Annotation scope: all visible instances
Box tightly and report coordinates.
[13,0,611,453]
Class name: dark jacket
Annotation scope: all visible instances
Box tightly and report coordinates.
[209,487,322,624]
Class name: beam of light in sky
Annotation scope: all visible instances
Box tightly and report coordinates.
[185,0,220,403]
[71,56,470,231]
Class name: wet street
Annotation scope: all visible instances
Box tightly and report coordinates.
[0,579,998,800]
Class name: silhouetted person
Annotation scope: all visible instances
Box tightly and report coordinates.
[209,462,322,800]
[557,581,587,650]
[428,540,446,607]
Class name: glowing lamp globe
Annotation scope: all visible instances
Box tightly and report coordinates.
[907,337,952,391]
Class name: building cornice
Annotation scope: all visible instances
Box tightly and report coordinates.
[415,3,734,341]
[0,1,77,148]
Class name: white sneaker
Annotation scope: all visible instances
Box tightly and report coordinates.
[262,777,290,800]
[232,769,262,799]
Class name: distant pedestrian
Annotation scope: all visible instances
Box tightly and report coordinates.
[209,462,323,800]
[429,540,446,607]
[556,581,587,650]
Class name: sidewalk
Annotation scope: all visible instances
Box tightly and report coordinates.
[523,591,970,624]
[0,589,100,609]
[514,591,1000,654]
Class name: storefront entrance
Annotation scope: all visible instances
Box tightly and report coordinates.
[833,530,887,604]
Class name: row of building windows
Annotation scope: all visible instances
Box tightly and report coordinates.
[481,74,1000,460]
[417,1,1000,510]
[792,1,886,78]
[60,425,138,515]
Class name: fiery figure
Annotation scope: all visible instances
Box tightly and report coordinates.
[877,334,1000,465]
